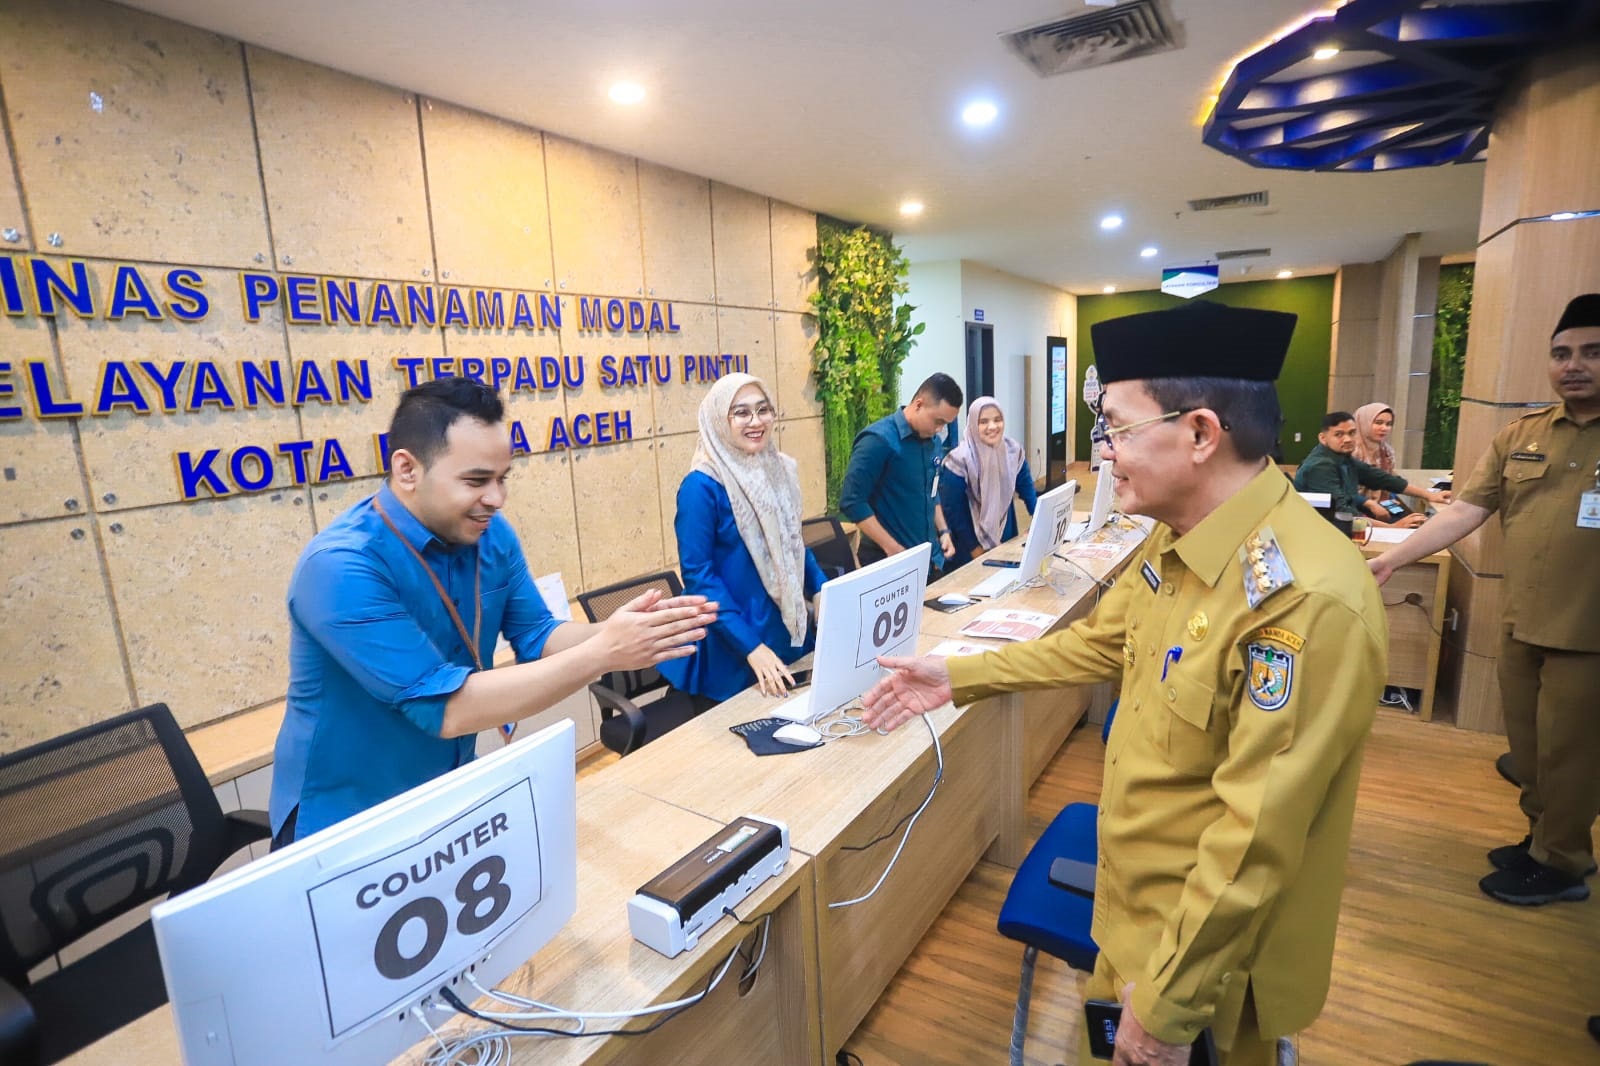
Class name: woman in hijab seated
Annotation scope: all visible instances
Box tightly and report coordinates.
[1351,401,1418,520]
[658,373,826,701]
[938,396,1038,566]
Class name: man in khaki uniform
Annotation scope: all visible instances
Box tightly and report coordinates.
[862,301,1386,1066]
[1371,292,1600,905]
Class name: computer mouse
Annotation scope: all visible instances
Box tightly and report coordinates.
[772,723,823,747]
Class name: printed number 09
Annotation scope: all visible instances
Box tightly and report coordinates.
[373,855,512,981]
[872,602,910,648]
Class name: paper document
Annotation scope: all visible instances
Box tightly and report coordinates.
[535,573,575,621]
[1366,527,1415,544]
[1059,540,1125,562]
[929,640,997,657]
[958,609,1057,642]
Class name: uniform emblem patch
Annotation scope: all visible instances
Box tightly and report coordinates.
[1246,642,1294,711]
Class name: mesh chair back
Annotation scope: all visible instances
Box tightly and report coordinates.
[576,571,685,699]
[802,515,856,579]
[0,704,223,984]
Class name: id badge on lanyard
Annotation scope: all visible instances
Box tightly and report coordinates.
[1580,459,1600,530]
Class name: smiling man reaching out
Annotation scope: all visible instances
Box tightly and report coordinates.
[860,301,1386,1066]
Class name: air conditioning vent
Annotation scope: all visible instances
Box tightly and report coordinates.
[1187,190,1268,212]
[1215,247,1271,261]
[1001,0,1182,78]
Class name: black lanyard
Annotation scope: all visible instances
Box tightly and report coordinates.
[373,497,482,671]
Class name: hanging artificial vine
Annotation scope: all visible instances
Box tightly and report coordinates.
[808,219,925,510]
[1423,264,1472,469]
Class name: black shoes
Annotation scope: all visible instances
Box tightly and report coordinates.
[1479,860,1590,905]
[1493,752,1519,787]
[1486,836,1599,877]
[1589,1015,1600,1045]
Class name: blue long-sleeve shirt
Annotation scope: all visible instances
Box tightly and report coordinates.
[271,483,561,840]
[838,410,946,566]
[658,471,826,702]
[939,459,1038,563]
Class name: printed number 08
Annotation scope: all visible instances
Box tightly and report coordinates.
[872,602,910,648]
[373,855,511,981]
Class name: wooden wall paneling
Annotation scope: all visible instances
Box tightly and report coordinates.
[1380,561,1441,692]
[288,324,440,482]
[1328,374,1376,416]
[1487,43,1600,231]
[710,182,773,310]
[769,200,818,314]
[544,135,643,299]
[569,440,665,590]
[498,449,583,596]
[49,258,297,511]
[774,309,822,421]
[637,161,714,304]
[0,113,28,247]
[777,417,827,519]
[1329,314,1379,381]
[0,0,268,266]
[1462,216,1600,402]
[554,313,651,457]
[715,306,780,394]
[1438,555,1505,733]
[651,430,697,574]
[100,493,311,728]
[420,101,554,290]
[648,301,718,438]
[443,323,565,453]
[0,517,131,751]
[1332,262,1381,325]
[247,48,433,281]
[0,315,87,523]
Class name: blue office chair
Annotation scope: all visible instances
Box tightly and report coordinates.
[997,699,1120,1066]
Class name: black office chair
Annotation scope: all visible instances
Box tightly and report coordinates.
[0,703,270,1064]
[577,571,713,756]
[801,515,857,581]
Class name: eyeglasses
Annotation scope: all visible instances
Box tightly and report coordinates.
[1102,407,1197,441]
[729,403,777,426]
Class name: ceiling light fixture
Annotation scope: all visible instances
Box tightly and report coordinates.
[1312,46,1340,60]
[899,200,925,218]
[961,100,999,128]
[1276,269,1294,279]
[1102,284,1117,294]
[608,82,645,105]
[1100,214,1123,231]
[1140,246,1158,258]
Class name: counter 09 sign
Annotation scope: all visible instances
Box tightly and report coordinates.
[854,568,918,668]
[306,780,542,1038]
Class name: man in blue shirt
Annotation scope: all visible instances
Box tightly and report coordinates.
[839,372,963,572]
[270,377,717,844]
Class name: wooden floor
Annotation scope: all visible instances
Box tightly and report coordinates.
[841,711,1600,1066]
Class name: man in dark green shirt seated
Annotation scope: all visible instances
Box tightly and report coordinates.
[1294,411,1451,528]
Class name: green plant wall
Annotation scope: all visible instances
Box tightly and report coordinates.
[809,219,924,509]
[1423,263,1472,469]
[1074,276,1335,465]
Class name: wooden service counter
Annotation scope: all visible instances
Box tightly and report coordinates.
[66,520,1148,1066]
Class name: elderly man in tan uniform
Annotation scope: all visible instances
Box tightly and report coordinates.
[1371,292,1600,906]
[862,301,1387,1066]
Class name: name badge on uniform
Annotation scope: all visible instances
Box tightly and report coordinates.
[1580,490,1600,530]
[1508,451,1546,463]
[1140,560,1161,592]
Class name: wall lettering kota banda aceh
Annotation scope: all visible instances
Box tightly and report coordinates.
[0,255,753,500]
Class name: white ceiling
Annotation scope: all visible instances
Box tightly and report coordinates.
[119,0,1486,294]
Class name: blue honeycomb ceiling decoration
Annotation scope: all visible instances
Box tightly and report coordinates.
[1203,0,1600,171]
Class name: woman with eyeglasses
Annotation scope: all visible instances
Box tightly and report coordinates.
[658,373,825,701]
[938,397,1038,565]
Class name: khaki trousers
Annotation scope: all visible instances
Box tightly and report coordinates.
[1079,954,1277,1066]
[1497,629,1600,878]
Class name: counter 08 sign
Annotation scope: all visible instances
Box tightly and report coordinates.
[854,569,918,668]
[306,780,542,1038]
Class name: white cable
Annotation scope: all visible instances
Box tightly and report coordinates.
[828,713,943,909]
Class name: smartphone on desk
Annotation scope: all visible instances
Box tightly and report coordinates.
[785,669,812,690]
[982,558,1021,568]
[1084,1001,1218,1064]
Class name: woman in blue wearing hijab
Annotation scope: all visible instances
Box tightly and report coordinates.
[938,396,1037,565]
[659,373,826,700]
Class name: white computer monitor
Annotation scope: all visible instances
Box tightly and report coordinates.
[153,720,579,1066]
[775,541,933,724]
[1018,479,1079,580]
[1075,460,1116,540]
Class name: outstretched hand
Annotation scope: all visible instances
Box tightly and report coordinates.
[859,655,953,732]
[599,590,718,671]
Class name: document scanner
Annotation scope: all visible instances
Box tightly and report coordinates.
[628,815,790,957]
